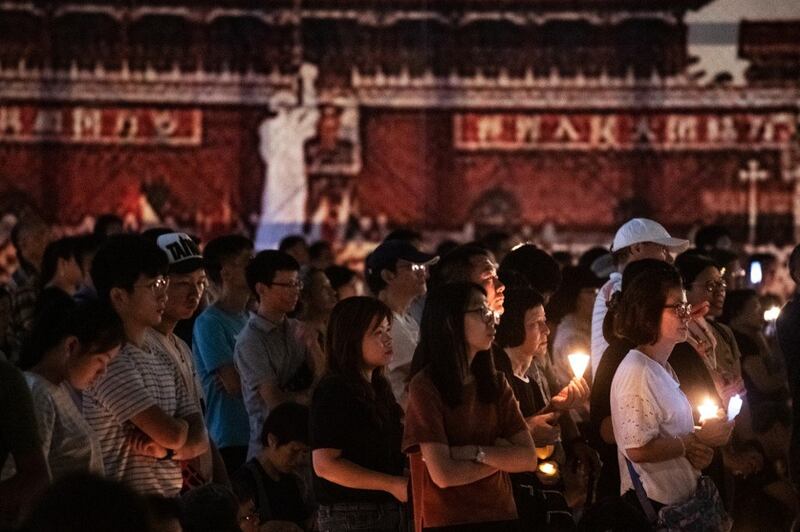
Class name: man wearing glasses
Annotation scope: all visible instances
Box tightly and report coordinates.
[84,234,208,497]
[235,250,313,459]
[365,240,438,410]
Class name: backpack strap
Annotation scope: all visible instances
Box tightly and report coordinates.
[625,456,658,524]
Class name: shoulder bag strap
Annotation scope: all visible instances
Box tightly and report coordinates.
[625,456,659,524]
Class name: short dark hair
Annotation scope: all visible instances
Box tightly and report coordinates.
[308,241,331,261]
[245,250,299,295]
[612,264,682,346]
[674,252,717,289]
[40,236,79,286]
[499,244,562,296]
[93,213,124,239]
[90,234,168,302]
[430,245,492,288]
[324,265,356,291]
[72,233,104,275]
[202,234,253,285]
[181,484,240,532]
[259,402,309,447]
[719,289,758,325]
[546,265,602,324]
[20,298,125,370]
[411,282,500,408]
[694,224,732,251]
[279,235,307,252]
[496,288,545,348]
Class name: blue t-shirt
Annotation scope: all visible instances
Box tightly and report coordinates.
[192,304,250,449]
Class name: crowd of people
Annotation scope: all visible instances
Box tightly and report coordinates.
[0,212,798,531]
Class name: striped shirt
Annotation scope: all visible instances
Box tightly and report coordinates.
[83,340,197,497]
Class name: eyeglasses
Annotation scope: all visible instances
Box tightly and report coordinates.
[271,280,304,290]
[664,302,693,319]
[398,262,428,274]
[465,306,498,325]
[171,278,209,294]
[134,277,169,297]
[692,279,727,293]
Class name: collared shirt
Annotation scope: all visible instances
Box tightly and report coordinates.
[234,312,309,459]
[611,349,698,505]
[591,272,622,380]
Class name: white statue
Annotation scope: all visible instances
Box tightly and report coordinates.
[255,64,320,250]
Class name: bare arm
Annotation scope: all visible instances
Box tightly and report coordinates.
[215,364,242,396]
[600,416,615,444]
[312,448,407,502]
[173,413,209,460]
[626,434,691,464]
[452,429,537,474]
[130,405,189,449]
[419,442,498,489]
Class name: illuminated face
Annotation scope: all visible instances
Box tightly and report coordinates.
[468,255,505,315]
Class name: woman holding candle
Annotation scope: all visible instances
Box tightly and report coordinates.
[609,264,733,528]
[404,283,537,531]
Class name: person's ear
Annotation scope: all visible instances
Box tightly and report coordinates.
[380,268,395,284]
[109,286,129,312]
[63,335,81,360]
[255,281,270,299]
[267,433,278,449]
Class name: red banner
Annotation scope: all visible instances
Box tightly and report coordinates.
[0,105,202,146]
[454,112,797,151]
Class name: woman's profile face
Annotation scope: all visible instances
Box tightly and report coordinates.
[360,315,392,372]
[463,290,496,354]
[659,287,690,346]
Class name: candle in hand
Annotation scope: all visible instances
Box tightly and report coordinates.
[727,394,743,421]
[697,398,719,423]
[763,306,780,322]
[568,352,590,379]
[537,461,558,477]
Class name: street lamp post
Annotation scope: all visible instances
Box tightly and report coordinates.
[738,159,769,246]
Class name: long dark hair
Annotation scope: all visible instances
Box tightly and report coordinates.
[411,282,500,408]
[325,296,397,421]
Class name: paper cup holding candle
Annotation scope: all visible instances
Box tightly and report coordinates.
[536,460,560,484]
[568,352,590,379]
[727,394,743,421]
[697,398,720,424]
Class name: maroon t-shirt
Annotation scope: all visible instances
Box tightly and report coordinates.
[403,369,528,529]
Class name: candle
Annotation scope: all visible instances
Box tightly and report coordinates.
[535,445,555,460]
[727,394,743,421]
[697,398,719,423]
[568,352,590,379]
[537,461,558,477]
[763,306,780,322]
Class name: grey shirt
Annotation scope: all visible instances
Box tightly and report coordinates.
[234,312,309,459]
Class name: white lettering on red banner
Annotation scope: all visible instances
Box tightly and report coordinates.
[0,106,202,146]
[454,112,796,150]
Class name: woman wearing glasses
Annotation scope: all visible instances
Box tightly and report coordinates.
[311,297,407,532]
[608,264,732,527]
[404,283,536,531]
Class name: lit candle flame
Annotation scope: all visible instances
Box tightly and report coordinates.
[727,394,743,421]
[763,306,781,322]
[537,461,558,476]
[698,398,719,423]
[568,352,590,379]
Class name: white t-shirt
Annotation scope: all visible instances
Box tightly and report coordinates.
[610,349,699,505]
[386,310,420,410]
[590,273,622,379]
[2,373,103,480]
[83,341,197,497]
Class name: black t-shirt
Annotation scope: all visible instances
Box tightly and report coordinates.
[491,346,547,418]
[310,373,404,504]
[669,342,722,424]
[587,340,631,500]
[233,459,310,526]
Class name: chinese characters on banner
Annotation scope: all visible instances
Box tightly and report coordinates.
[0,105,202,146]
[454,112,796,151]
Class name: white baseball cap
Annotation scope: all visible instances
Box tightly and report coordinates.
[611,218,689,253]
